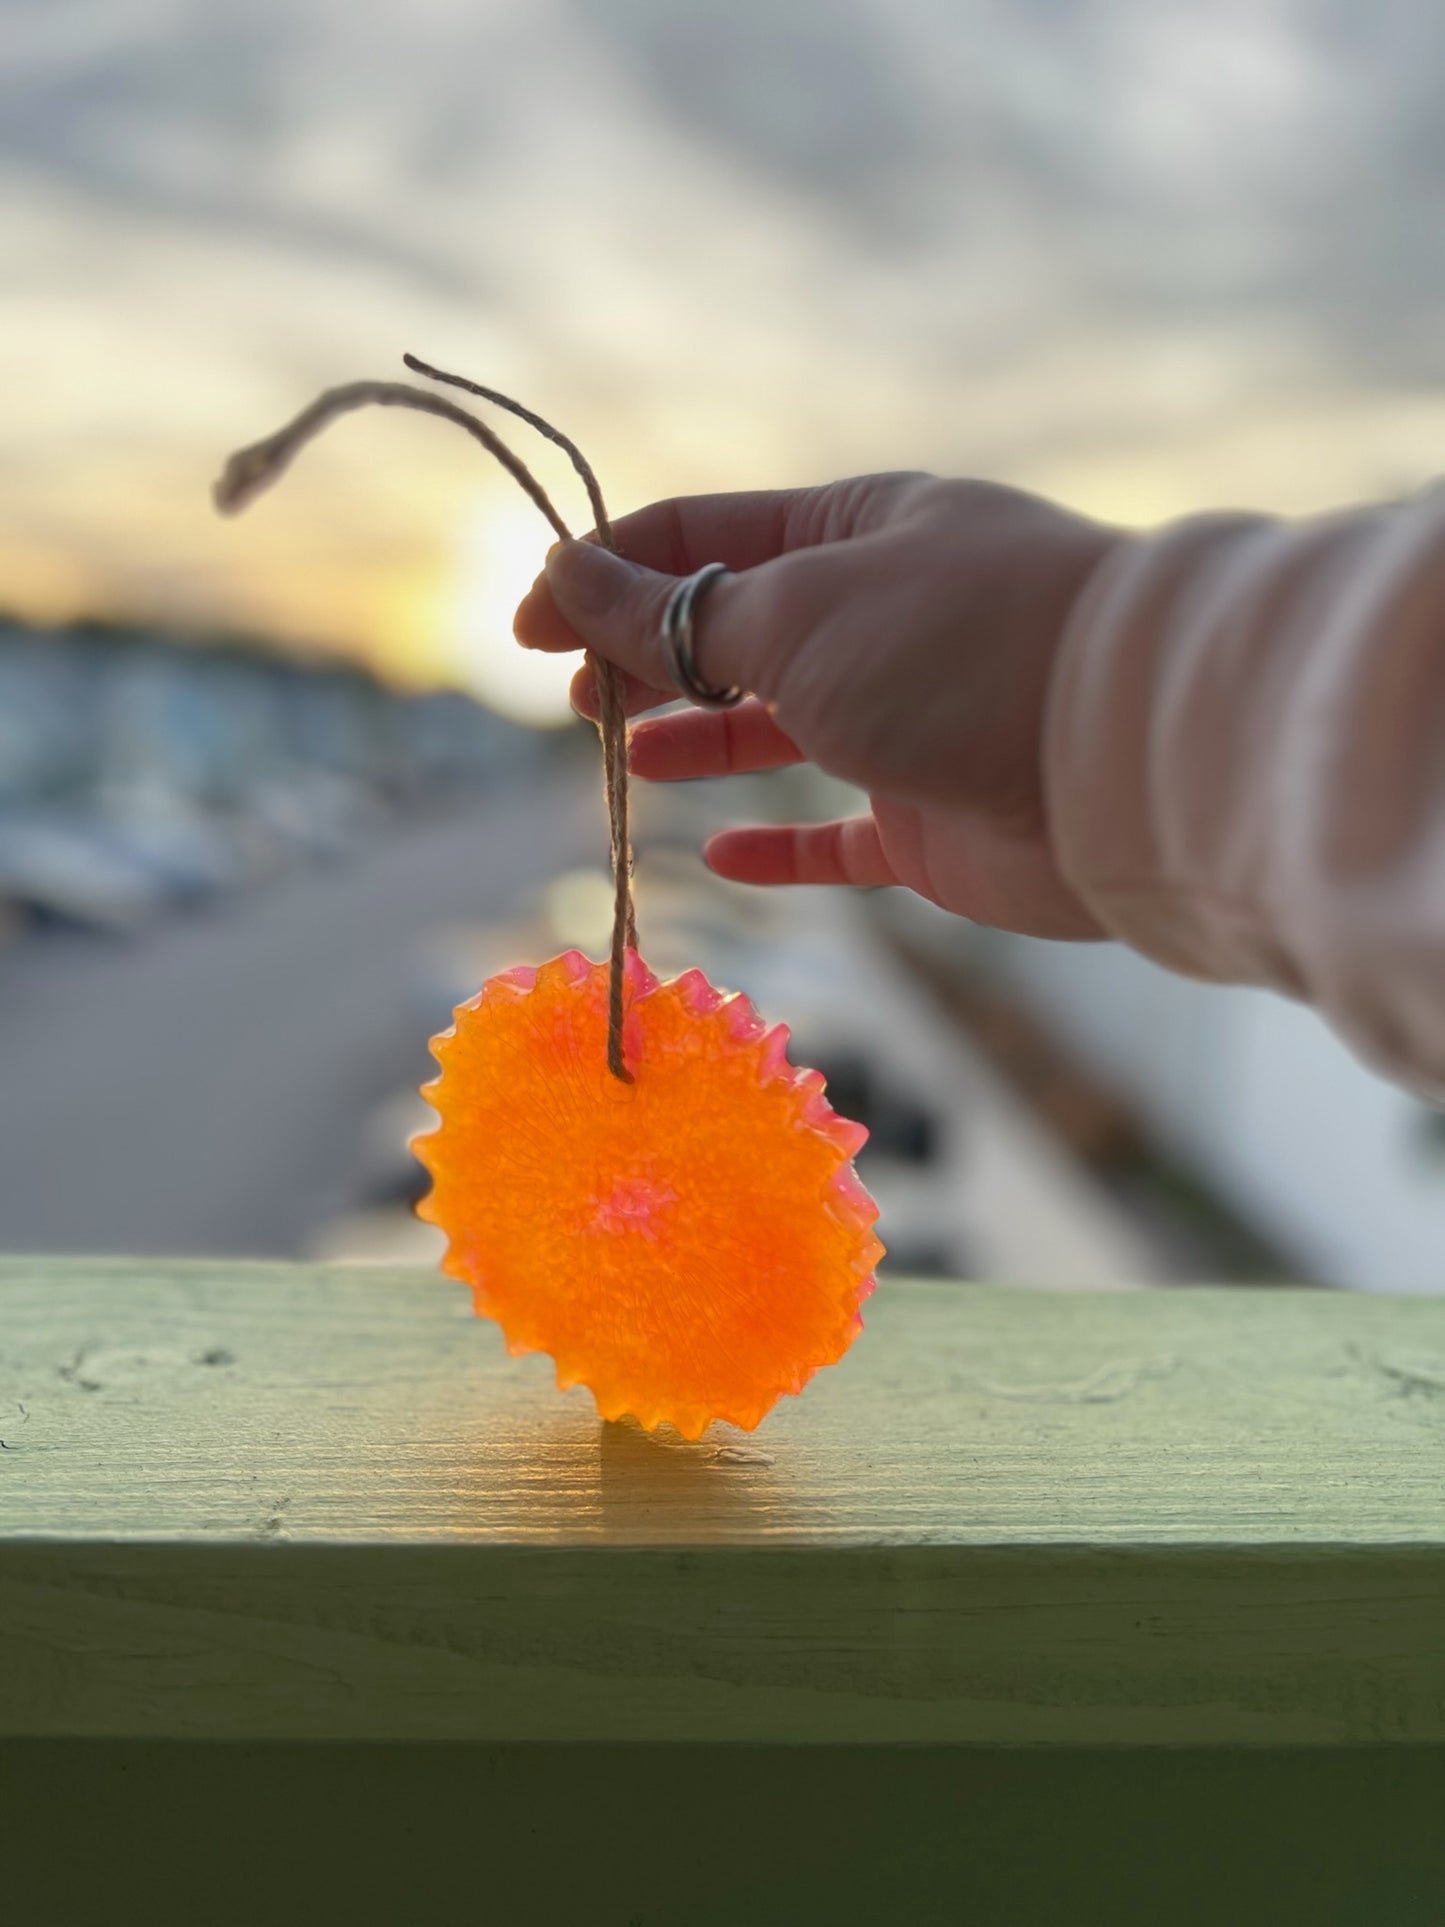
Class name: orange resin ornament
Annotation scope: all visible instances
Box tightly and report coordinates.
[413,949,883,1438]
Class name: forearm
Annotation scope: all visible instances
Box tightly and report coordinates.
[1044,493,1445,1097]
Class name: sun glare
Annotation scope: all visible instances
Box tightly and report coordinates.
[448,494,575,726]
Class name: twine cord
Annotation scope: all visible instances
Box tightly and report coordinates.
[214,367,637,1081]
[402,356,637,1000]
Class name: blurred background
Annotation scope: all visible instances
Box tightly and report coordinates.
[2,0,1443,1289]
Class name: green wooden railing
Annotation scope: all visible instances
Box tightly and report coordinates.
[2,1259,1443,1923]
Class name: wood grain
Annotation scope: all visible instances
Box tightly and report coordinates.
[1,1258,1442,1743]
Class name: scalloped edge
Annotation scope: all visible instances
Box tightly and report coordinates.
[411,948,884,1438]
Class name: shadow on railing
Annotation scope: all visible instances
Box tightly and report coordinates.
[443,1401,789,1542]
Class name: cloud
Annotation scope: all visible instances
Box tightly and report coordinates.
[4,0,1445,702]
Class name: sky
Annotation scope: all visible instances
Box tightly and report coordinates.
[5,0,1445,720]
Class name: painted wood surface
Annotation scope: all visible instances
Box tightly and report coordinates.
[5,1742,1444,1927]
[1,1258,1442,1743]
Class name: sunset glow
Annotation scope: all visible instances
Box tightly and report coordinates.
[449,494,575,725]
[7,1,1445,708]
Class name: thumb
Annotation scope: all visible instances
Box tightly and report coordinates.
[539,538,824,703]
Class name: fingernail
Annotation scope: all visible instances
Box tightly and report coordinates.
[546,538,641,619]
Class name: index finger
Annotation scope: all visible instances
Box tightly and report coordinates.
[602,471,928,572]
[603,486,824,575]
[512,490,822,659]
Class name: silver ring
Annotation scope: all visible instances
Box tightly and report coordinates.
[661,562,743,708]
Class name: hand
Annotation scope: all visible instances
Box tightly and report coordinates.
[513,472,1121,938]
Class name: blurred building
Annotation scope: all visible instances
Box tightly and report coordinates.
[0,616,539,933]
